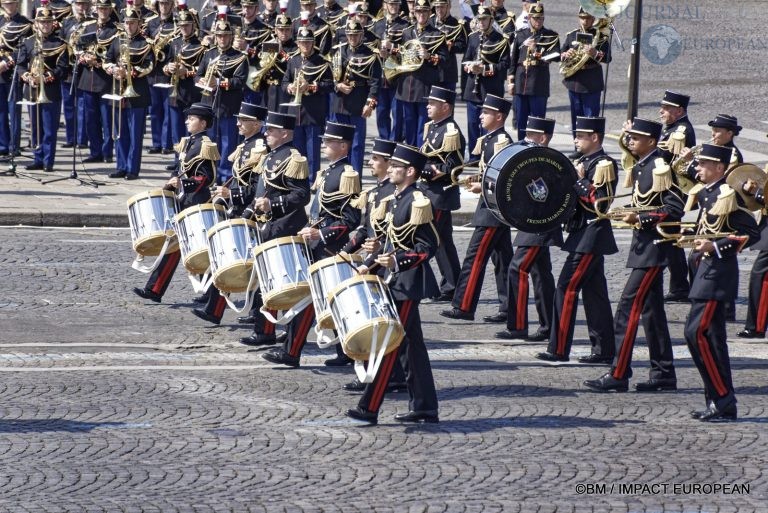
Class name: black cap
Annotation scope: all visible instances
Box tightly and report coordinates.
[372,138,397,158]
[236,102,268,121]
[698,143,732,165]
[413,0,430,11]
[212,18,232,34]
[526,116,556,135]
[265,111,296,130]
[185,103,214,124]
[626,117,663,140]
[275,13,292,28]
[482,94,512,116]
[35,7,55,20]
[345,20,363,34]
[660,90,690,109]
[322,121,355,142]
[425,85,456,105]
[708,114,742,135]
[296,27,314,41]
[574,116,606,134]
[529,3,544,18]
[391,143,427,171]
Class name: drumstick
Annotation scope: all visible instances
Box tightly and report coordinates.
[365,249,397,274]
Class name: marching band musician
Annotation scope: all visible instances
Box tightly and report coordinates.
[191,103,269,327]
[258,8,296,112]
[540,116,618,364]
[677,114,744,181]
[200,0,242,48]
[261,121,361,368]
[370,0,407,141]
[59,0,93,150]
[195,9,248,184]
[429,0,466,92]
[560,7,611,159]
[382,0,448,147]
[329,3,378,58]
[346,143,440,425]
[121,0,155,23]
[507,2,559,141]
[145,0,176,155]
[316,0,345,29]
[330,19,381,174]
[46,0,73,26]
[584,118,683,391]
[77,0,118,165]
[258,0,278,28]
[657,90,695,303]
[235,0,272,104]
[418,85,464,303]
[133,103,219,303]
[163,5,205,171]
[0,0,32,158]
[281,25,334,182]
[444,94,513,324]
[682,144,758,421]
[17,5,69,172]
[292,0,332,57]
[461,3,509,159]
[105,4,154,180]
[488,0,515,39]
[238,111,311,346]
[508,116,561,344]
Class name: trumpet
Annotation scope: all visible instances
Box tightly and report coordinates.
[654,222,733,248]
[283,69,305,107]
[168,54,181,99]
[588,194,657,226]
[197,54,220,96]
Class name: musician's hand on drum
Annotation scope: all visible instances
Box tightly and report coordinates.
[623,212,639,225]
[694,239,715,254]
[215,186,230,198]
[361,238,381,253]
[299,227,320,241]
[467,182,482,194]
[743,178,758,196]
[375,253,395,270]
[336,82,353,95]
[254,197,271,212]
[166,177,180,190]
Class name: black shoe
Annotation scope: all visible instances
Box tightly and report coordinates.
[535,351,568,362]
[191,308,221,325]
[133,287,161,303]
[165,164,178,171]
[324,354,353,366]
[346,406,378,425]
[483,313,507,323]
[62,142,75,148]
[77,144,89,149]
[343,378,366,392]
[698,403,738,422]
[237,315,257,324]
[147,147,162,154]
[690,409,708,420]
[124,173,139,181]
[664,293,690,303]
[162,148,174,155]
[262,350,300,368]
[583,373,629,392]
[394,410,439,423]
[25,162,44,170]
[44,167,54,173]
[577,354,614,364]
[386,381,408,393]
[634,378,677,392]
[240,333,277,346]
[105,157,113,163]
[737,329,765,339]
[526,331,549,342]
[495,329,528,340]
[191,294,207,304]
[83,155,104,163]
[109,170,127,179]
[439,308,474,321]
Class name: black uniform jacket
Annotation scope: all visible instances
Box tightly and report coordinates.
[146,14,175,85]
[342,178,397,253]
[17,33,70,102]
[76,20,117,94]
[688,177,759,301]
[625,148,685,268]
[166,34,205,108]
[461,28,510,103]
[509,26,560,97]
[171,131,216,209]
[291,14,332,56]
[419,116,465,212]
[309,157,362,253]
[226,133,267,217]
[259,40,297,112]
[0,12,32,84]
[60,15,93,83]
[429,13,466,85]
[560,26,611,94]
[659,114,696,164]
[281,51,334,126]
[471,127,512,227]
[370,14,409,89]
[196,46,248,117]
[748,188,768,252]
[562,149,619,255]
[394,23,448,103]
[331,41,381,116]
[105,32,155,108]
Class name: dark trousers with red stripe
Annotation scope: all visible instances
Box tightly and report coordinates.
[433,209,461,296]
[281,304,346,359]
[201,287,229,322]
[506,246,555,336]
[358,300,438,415]
[451,225,513,314]
[610,266,676,381]
[666,246,690,297]
[744,250,768,333]
[546,252,615,359]
[144,250,181,298]
[684,299,736,410]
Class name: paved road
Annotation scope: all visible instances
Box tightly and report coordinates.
[1,226,766,511]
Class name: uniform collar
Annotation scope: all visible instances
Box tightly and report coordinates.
[636,148,659,166]
[580,148,605,162]
[328,156,349,168]
[395,182,418,198]
[704,176,726,193]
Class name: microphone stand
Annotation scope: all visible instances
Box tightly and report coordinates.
[1,63,42,181]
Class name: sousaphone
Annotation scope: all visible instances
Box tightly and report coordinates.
[579,0,631,18]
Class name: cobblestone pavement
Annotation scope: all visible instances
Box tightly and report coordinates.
[0,226,766,512]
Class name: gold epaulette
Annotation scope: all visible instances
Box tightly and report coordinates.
[471,134,486,156]
[227,143,243,163]
[667,126,687,155]
[684,183,705,212]
[493,134,510,154]
[593,159,616,187]
[173,136,189,154]
[442,123,461,153]
[200,136,220,162]
[422,121,432,147]
[285,149,309,179]
[709,184,739,216]
[339,165,361,196]
[371,194,393,222]
[350,189,369,210]
[651,158,672,193]
[409,191,433,225]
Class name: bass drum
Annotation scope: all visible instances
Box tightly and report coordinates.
[482,143,578,233]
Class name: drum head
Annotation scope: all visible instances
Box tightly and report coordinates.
[482,144,577,233]
[133,232,178,256]
[213,261,257,293]
[263,283,311,311]
[341,319,404,361]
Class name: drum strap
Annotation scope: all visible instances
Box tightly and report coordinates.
[314,325,338,348]
[354,320,396,384]
[131,235,175,274]
[260,295,313,325]
[187,268,215,294]
[221,263,260,314]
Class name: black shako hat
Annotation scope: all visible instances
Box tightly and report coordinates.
[185,103,214,124]
[236,102,268,121]
[265,111,296,130]
[574,116,606,134]
[391,143,427,171]
[372,138,397,158]
[626,117,663,140]
[425,85,456,105]
[661,90,690,109]
[698,143,733,164]
[526,116,556,135]
[482,94,512,116]
[322,121,356,142]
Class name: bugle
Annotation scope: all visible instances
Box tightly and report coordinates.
[587,194,657,226]
[654,222,733,248]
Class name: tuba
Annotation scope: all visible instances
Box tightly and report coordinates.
[559,20,610,78]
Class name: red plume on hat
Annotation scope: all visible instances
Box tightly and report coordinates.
[279,0,289,14]
[217,4,228,20]
[177,0,187,10]
[300,10,309,26]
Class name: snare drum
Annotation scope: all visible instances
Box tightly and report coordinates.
[127,189,178,256]
[175,203,227,274]
[207,219,258,293]
[328,275,404,361]
[308,254,364,330]
[253,236,311,311]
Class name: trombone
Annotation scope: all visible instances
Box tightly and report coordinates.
[654,222,734,249]
[29,31,51,150]
[107,34,142,140]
